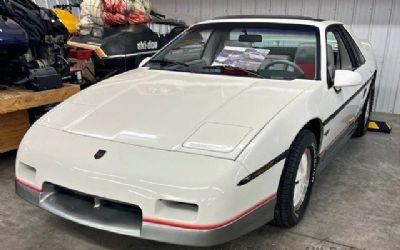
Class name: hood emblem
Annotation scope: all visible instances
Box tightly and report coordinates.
[94,150,106,159]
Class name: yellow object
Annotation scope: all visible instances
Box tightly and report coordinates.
[368,121,379,130]
[53,8,79,34]
[368,120,392,134]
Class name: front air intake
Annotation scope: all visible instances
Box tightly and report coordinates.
[40,183,143,236]
[155,199,199,221]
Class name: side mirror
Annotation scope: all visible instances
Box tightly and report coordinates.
[139,57,151,68]
[334,70,363,88]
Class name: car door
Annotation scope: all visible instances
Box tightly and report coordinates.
[319,25,368,156]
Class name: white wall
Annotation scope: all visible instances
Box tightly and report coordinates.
[33,0,81,17]
[152,0,400,114]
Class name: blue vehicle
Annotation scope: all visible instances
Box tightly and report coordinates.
[0,0,70,90]
[0,15,28,60]
[0,15,30,86]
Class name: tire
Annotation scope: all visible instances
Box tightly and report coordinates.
[353,83,375,138]
[273,130,318,228]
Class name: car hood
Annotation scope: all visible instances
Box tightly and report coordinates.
[37,69,310,159]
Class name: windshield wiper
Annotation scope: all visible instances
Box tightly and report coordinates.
[148,59,190,68]
[203,65,266,79]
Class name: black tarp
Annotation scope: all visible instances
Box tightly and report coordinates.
[0,0,68,46]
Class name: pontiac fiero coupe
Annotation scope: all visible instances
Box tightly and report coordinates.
[16,16,376,246]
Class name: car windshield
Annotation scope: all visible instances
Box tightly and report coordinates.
[146,23,320,80]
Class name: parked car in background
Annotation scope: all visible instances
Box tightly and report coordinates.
[16,16,376,246]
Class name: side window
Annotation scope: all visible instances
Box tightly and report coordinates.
[326,29,357,86]
[339,26,366,66]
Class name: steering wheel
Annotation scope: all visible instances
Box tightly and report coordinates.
[263,60,305,78]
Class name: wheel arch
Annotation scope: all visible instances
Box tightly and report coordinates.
[301,118,323,151]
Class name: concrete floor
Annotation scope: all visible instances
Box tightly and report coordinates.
[0,112,399,250]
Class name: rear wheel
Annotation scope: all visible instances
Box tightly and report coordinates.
[273,130,317,227]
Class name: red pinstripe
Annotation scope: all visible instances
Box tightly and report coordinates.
[16,178,43,193]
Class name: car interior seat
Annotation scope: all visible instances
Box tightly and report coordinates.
[326,44,336,84]
[294,43,316,80]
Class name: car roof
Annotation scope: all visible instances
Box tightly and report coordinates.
[198,15,342,30]
[213,15,325,22]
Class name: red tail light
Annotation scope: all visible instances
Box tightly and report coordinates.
[69,49,93,60]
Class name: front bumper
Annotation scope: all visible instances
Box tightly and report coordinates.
[16,179,276,247]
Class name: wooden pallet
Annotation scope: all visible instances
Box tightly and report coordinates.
[0,84,80,153]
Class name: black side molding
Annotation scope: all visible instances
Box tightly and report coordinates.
[237,150,289,186]
[323,75,373,126]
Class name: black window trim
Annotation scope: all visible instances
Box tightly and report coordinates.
[325,24,364,89]
[339,25,366,67]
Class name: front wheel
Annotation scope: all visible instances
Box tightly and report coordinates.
[273,130,317,227]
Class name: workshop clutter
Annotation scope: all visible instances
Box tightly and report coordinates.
[78,0,104,35]
[0,0,73,91]
[103,0,151,25]
[79,0,151,35]
[69,0,187,86]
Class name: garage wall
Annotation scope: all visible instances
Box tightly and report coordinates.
[152,0,400,114]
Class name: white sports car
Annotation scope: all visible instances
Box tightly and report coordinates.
[16,15,376,246]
